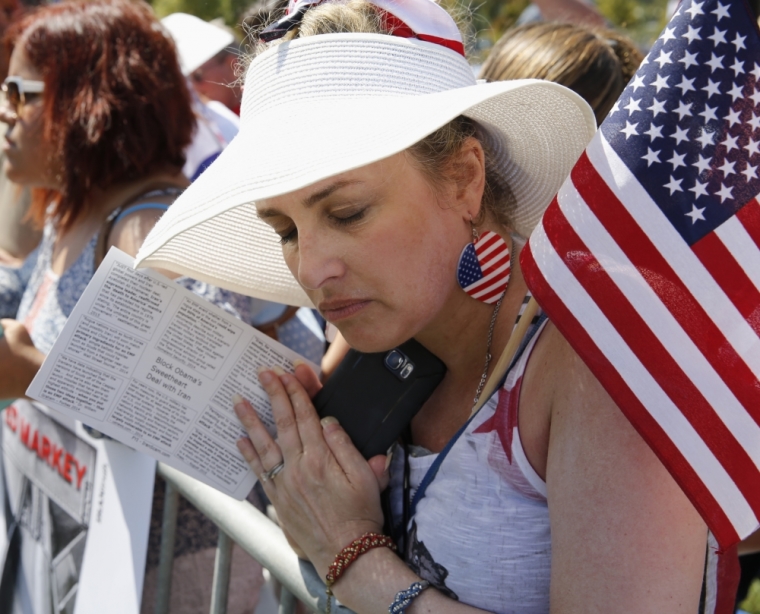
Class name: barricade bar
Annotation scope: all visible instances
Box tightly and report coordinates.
[156,463,354,614]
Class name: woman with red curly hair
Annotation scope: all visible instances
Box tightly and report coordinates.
[0,0,196,393]
[0,2,266,611]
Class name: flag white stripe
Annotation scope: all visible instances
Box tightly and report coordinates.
[714,216,760,295]
[557,179,760,470]
[589,134,760,378]
[479,250,509,273]
[465,261,510,294]
[530,221,756,533]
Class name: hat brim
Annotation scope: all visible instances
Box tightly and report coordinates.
[137,68,594,306]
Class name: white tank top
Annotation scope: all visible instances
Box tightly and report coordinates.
[388,316,551,613]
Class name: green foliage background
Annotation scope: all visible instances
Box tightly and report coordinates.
[470,0,671,49]
[151,0,250,28]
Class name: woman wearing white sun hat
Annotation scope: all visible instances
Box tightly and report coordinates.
[136,0,709,611]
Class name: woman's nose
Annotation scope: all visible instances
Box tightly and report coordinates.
[295,232,345,291]
[0,103,17,126]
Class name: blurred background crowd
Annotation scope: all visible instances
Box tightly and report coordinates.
[0,0,757,612]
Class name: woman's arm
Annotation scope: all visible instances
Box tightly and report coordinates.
[107,207,167,260]
[234,365,490,614]
[0,318,45,397]
[542,325,706,613]
[0,248,44,397]
[0,246,39,319]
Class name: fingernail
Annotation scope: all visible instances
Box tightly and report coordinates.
[272,365,286,376]
[293,359,306,368]
[320,416,339,428]
[258,370,274,384]
[232,393,245,406]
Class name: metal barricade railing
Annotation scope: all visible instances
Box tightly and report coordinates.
[153,463,353,614]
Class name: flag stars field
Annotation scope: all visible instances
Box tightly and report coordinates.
[607,0,760,237]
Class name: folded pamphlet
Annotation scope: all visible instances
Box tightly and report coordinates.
[27,247,318,499]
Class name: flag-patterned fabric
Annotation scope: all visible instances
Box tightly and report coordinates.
[457,230,511,304]
[521,0,760,563]
[260,0,465,55]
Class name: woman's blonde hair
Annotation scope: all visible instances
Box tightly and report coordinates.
[251,0,518,230]
[480,22,643,126]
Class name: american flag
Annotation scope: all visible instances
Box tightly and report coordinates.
[520,0,759,606]
[457,230,511,303]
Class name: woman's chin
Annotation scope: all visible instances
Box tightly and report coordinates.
[3,165,36,187]
[339,326,415,354]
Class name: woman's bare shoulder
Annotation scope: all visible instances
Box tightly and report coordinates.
[108,207,166,258]
[538,321,707,613]
[521,319,601,417]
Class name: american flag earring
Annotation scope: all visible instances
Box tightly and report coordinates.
[456,226,511,304]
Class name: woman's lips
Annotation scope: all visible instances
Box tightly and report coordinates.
[318,299,371,322]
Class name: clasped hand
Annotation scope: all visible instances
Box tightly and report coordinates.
[234,363,389,575]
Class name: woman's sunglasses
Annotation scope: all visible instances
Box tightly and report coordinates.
[2,77,45,113]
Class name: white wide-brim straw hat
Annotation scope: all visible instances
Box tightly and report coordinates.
[136,33,596,307]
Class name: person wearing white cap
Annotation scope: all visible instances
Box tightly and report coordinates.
[137,0,708,611]
[161,13,241,183]
[162,12,242,114]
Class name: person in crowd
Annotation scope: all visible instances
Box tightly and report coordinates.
[0,0,37,265]
[0,0,201,395]
[515,0,606,28]
[479,22,642,126]
[241,0,288,36]
[322,21,642,377]
[161,12,242,182]
[193,43,242,115]
[135,0,711,611]
[321,22,642,377]
[162,12,242,115]
[0,2,269,612]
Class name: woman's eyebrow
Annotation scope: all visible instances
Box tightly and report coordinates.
[257,180,363,219]
[303,180,362,208]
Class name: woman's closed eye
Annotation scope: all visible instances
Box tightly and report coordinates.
[279,226,297,245]
[278,206,369,244]
[329,206,367,227]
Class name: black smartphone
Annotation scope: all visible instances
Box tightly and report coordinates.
[313,339,446,458]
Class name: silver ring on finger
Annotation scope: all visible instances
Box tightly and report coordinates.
[261,460,285,482]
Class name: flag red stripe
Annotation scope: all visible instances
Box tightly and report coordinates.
[713,545,740,614]
[542,197,760,516]
[468,275,509,298]
[475,233,500,255]
[572,153,760,426]
[735,199,760,250]
[691,232,760,334]
[520,242,740,547]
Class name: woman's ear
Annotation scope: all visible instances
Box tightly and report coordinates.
[456,136,487,222]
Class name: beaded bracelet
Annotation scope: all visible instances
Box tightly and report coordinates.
[325,532,397,614]
[389,580,431,613]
